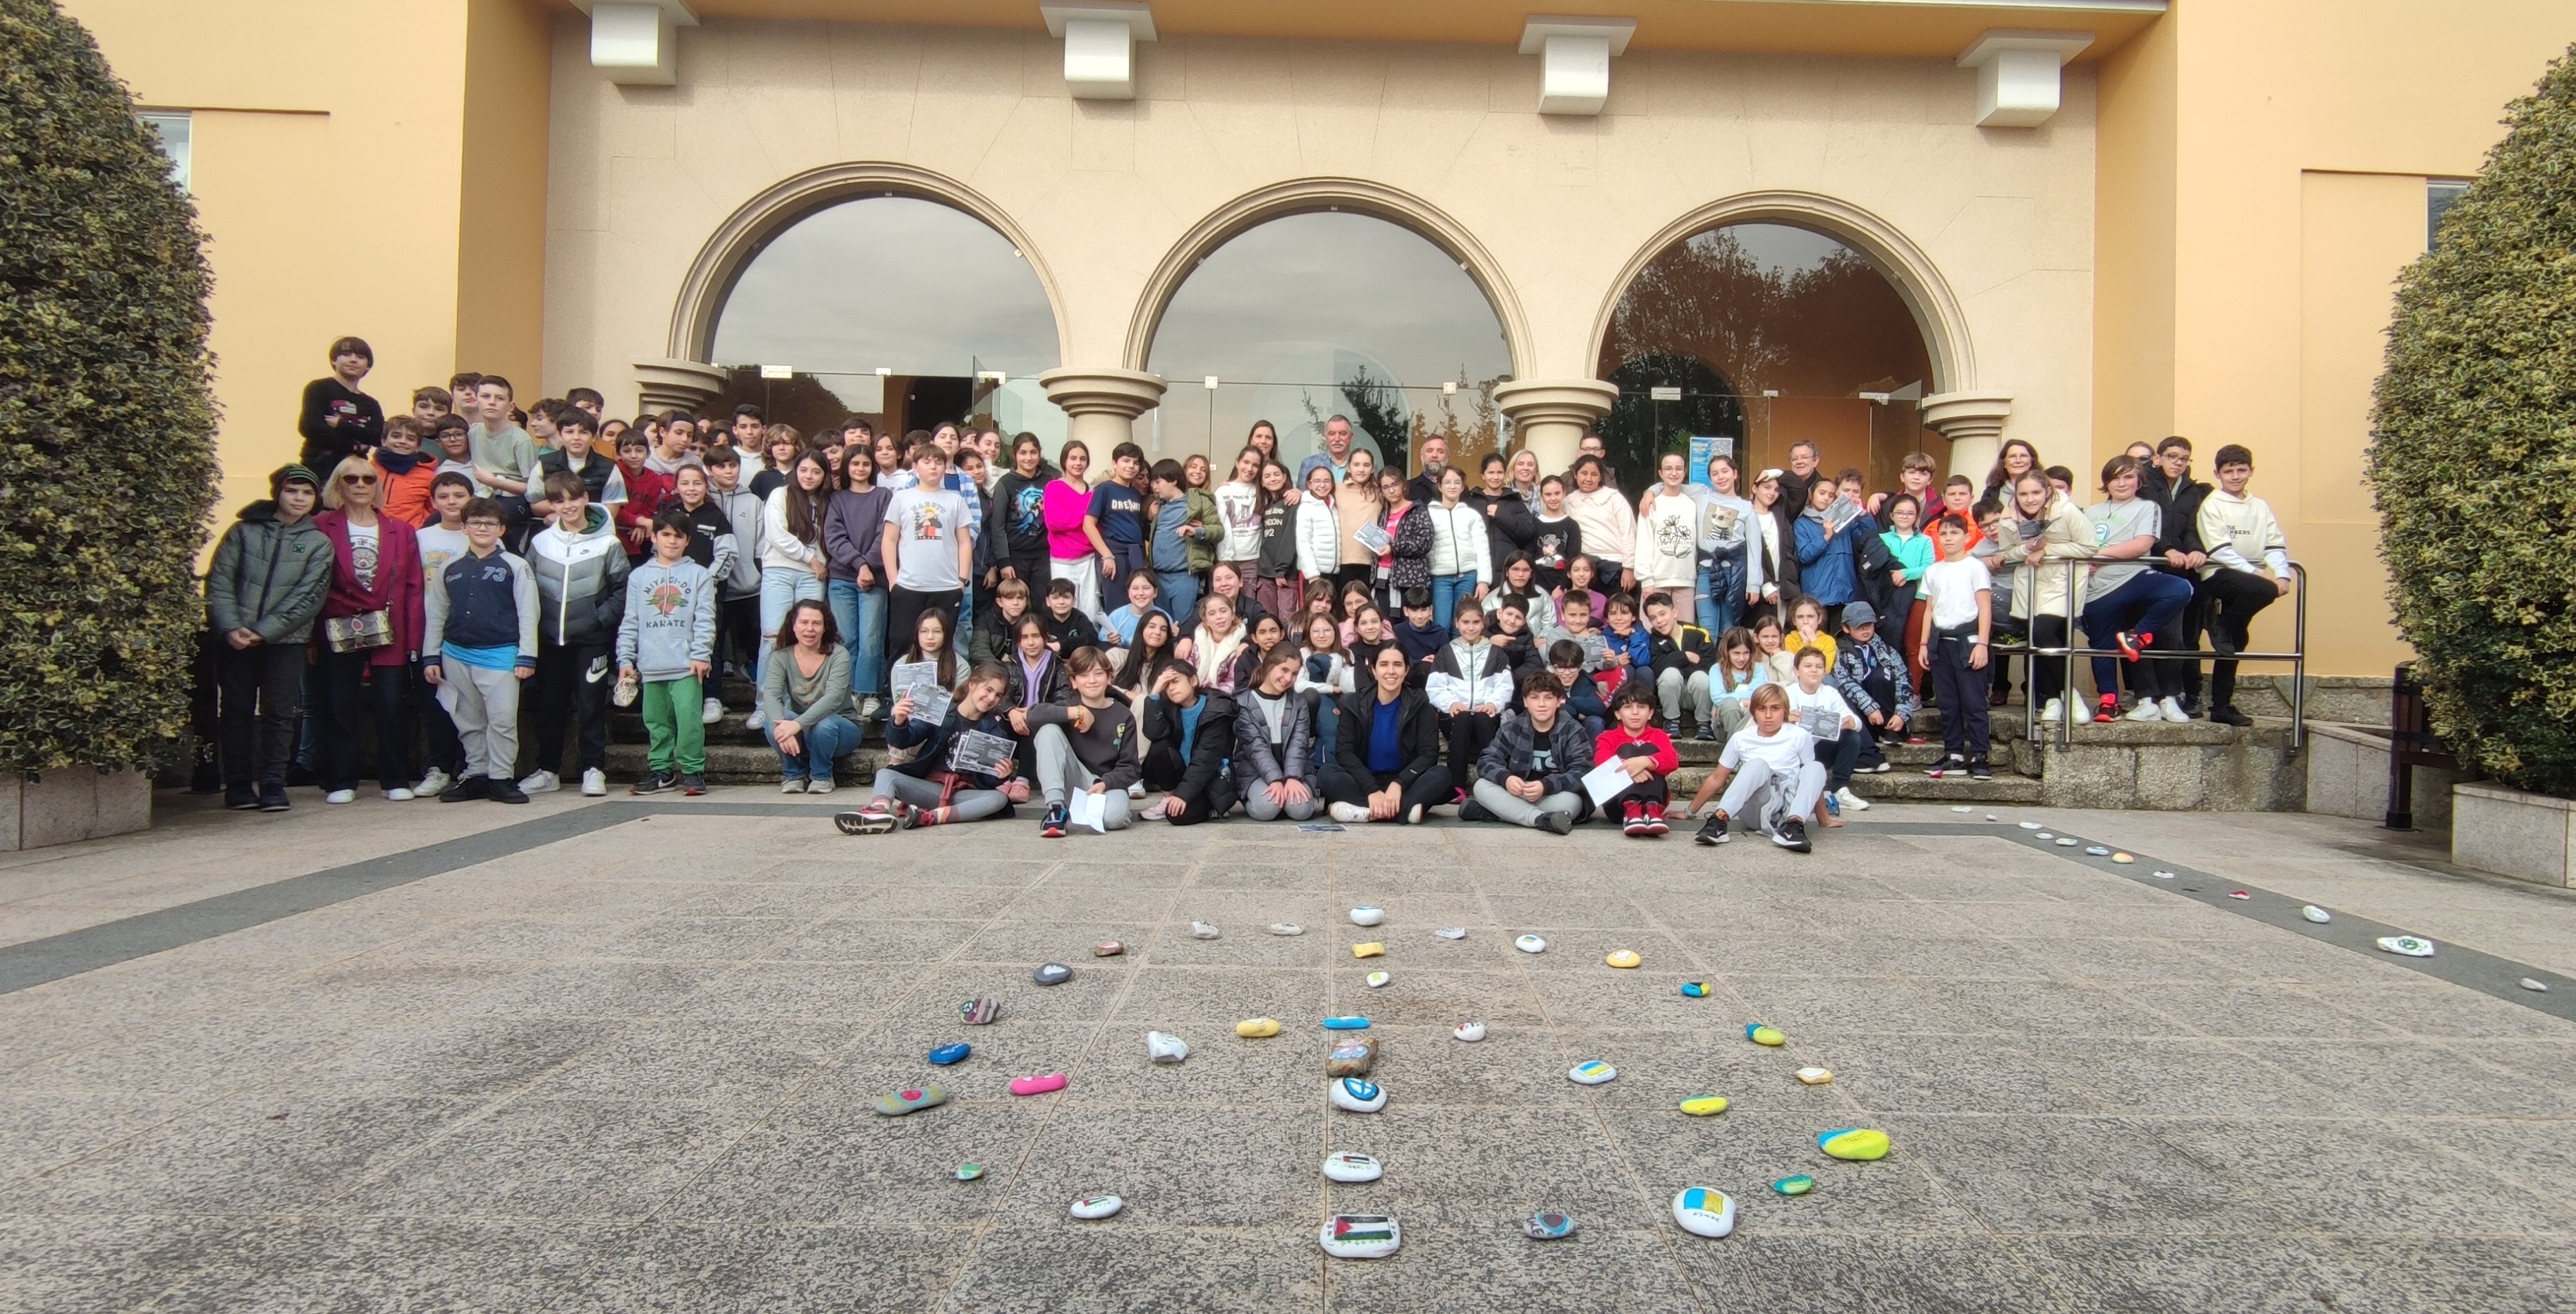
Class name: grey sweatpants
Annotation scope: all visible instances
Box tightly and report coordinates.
[1243,779,1319,821]
[869,769,1009,823]
[1469,777,1584,829]
[437,657,521,781]
[1714,757,1826,833]
[1657,668,1714,724]
[1032,724,1134,830]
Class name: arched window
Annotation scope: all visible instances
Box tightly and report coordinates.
[1146,211,1513,474]
[1598,222,1933,494]
[704,195,1063,444]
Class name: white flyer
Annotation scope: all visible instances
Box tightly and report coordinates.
[1068,789,1110,834]
[1582,758,1637,808]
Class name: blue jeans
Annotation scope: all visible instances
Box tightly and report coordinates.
[1156,568,1199,628]
[1698,552,1746,638]
[2082,571,2194,700]
[771,712,860,783]
[827,578,889,698]
[1429,572,1478,632]
[758,568,826,693]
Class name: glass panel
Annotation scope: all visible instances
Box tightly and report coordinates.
[2427,179,2470,249]
[709,195,1059,378]
[1145,211,1513,476]
[1598,222,1934,494]
[701,367,1069,451]
[139,111,190,193]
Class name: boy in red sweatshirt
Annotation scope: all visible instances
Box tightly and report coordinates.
[1594,681,1679,837]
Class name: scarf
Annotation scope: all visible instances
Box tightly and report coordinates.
[1195,621,1247,691]
[374,449,428,476]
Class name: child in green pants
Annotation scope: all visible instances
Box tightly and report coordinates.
[618,508,718,794]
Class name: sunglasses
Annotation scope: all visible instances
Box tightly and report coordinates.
[340,473,379,485]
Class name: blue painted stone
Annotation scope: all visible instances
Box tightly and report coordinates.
[1322,1016,1372,1030]
[928,1043,971,1066]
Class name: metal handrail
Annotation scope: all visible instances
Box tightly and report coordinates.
[2005,556,2307,756]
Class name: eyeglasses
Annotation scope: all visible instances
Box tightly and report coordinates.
[340,474,379,485]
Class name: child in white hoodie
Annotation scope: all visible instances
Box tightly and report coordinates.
[2193,444,2292,728]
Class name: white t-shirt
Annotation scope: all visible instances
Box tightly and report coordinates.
[1720,722,1815,776]
[416,523,470,585]
[2086,498,2161,599]
[1920,556,1993,630]
[1784,683,1857,741]
[885,487,968,592]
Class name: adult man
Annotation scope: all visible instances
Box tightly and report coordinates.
[2141,435,2215,714]
[1297,415,1358,487]
[467,376,539,513]
[1406,434,1451,506]
[298,336,386,472]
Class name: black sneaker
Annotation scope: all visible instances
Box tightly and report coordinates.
[1459,798,1493,823]
[680,774,707,796]
[1042,802,1068,838]
[1969,758,1994,780]
[1695,813,1731,846]
[1666,718,1685,739]
[631,770,672,796]
[1693,724,1716,741]
[439,774,491,803]
[2211,705,2252,727]
[1773,817,1811,853]
[488,779,530,804]
[1540,810,1575,836]
[2208,630,2239,657]
[2179,692,2204,717]
[224,785,258,811]
[256,784,291,813]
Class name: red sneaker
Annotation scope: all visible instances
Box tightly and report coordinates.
[1642,801,1670,837]
[1621,801,1648,837]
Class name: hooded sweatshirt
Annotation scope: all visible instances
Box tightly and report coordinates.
[527,505,632,647]
[709,483,766,600]
[616,554,717,682]
[205,501,334,644]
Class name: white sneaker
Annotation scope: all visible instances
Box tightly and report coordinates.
[385,787,415,802]
[744,710,766,732]
[701,697,724,725]
[860,695,882,721]
[781,779,807,794]
[2124,700,2165,723]
[1834,786,1872,813]
[580,768,607,797]
[2158,696,2190,722]
[2039,698,2063,726]
[1127,781,1146,801]
[519,769,560,794]
[415,768,451,797]
[807,779,836,796]
[1329,801,1371,824]
[323,789,356,805]
[2071,698,2094,724]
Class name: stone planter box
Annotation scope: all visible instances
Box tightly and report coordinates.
[2304,722,2464,831]
[2,770,154,851]
[2453,783,2576,888]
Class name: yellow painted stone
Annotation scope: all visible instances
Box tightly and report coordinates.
[1604,950,1642,968]
[1679,1095,1731,1117]
[1352,942,1385,959]
[1235,1018,1281,1038]
[1795,1067,1833,1085]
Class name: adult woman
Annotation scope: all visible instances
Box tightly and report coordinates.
[1245,420,1281,465]
[1984,438,2042,502]
[1562,455,1636,594]
[1329,450,1385,595]
[1376,467,1432,609]
[1482,552,1558,634]
[1325,645,1453,825]
[1507,449,1544,512]
[1792,476,1859,621]
[1213,445,1265,572]
[1422,466,1492,631]
[1025,647,1142,836]
[2082,455,2197,722]
[2008,470,2099,726]
[1234,647,1319,822]
[1427,603,1513,779]
[763,599,859,793]
[1748,468,1791,616]
[821,445,892,714]
[1042,440,1100,615]
[1464,452,1536,574]
[992,433,1054,590]
[314,456,425,803]
[755,450,833,719]
[1692,454,1756,638]
[206,466,334,812]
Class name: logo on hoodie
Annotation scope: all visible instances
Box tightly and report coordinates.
[648,580,688,616]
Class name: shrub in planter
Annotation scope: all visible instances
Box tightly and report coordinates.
[0,0,219,774]
[2369,44,2576,796]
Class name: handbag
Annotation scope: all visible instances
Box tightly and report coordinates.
[322,610,392,653]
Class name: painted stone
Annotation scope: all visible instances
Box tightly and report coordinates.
[2377,935,2436,957]
[1746,1023,1786,1047]
[1819,1127,1891,1160]
[1008,1072,1069,1096]
[1453,1021,1487,1042]
[1604,950,1642,968]
[1671,1188,1737,1238]
[1434,927,1467,939]
[872,1085,947,1117]
[954,1162,984,1181]
[1322,1016,1371,1030]
[1326,1035,1378,1078]
[1568,1060,1617,1085]
[1093,940,1125,957]
[1352,942,1385,959]
[1329,1076,1388,1113]
[2301,905,2331,923]
[1795,1067,1833,1085]
[1679,1095,1730,1117]
[1190,921,1221,939]
[1365,971,1390,988]
[927,1043,971,1066]
[1270,923,1305,936]
[1147,1031,1189,1064]
[1236,1018,1281,1038]
[960,997,999,1025]
[1515,935,1548,954]
[1523,1210,1577,1240]
[1322,1152,1383,1183]
[1349,906,1386,927]
[1033,963,1073,985]
[1070,1194,1123,1219]
[1319,1213,1400,1258]
[1772,1174,1817,1196]
[1680,982,1714,997]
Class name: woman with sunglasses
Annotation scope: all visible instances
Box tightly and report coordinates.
[314,456,425,803]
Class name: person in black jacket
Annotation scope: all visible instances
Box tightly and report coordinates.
[1325,645,1453,825]
[205,466,336,811]
[1233,648,1318,821]
[1140,666,1238,825]
[1000,613,1071,710]
[1465,452,1539,573]
[1462,671,1592,832]
[841,662,1021,833]
[298,336,386,473]
[2140,436,2216,714]
[989,434,1057,590]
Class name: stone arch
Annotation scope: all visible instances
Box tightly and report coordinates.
[664,162,1070,366]
[1121,178,1532,379]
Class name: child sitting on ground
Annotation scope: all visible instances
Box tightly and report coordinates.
[1594,681,1679,837]
[1463,670,1591,834]
[1786,645,1866,825]
[842,661,1022,833]
[1691,683,1824,852]
[1139,664,1238,825]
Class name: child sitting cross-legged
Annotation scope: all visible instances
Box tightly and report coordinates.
[1461,669,1592,834]
[1594,679,1680,837]
[839,660,1024,834]
[1690,683,1825,852]
[1139,664,1237,825]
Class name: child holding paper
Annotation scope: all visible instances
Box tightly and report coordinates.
[841,661,1022,833]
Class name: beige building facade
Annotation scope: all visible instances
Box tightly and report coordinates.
[65,0,2576,678]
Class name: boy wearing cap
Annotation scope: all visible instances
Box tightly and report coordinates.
[1830,601,1916,763]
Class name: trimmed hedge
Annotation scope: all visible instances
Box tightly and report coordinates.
[2368,44,2576,795]
[0,0,219,774]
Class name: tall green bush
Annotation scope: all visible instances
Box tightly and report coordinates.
[2369,44,2576,795]
[0,0,219,774]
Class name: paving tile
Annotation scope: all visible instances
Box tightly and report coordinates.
[337,1097,768,1220]
[0,1094,480,1216]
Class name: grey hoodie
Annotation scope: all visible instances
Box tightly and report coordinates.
[616,555,718,682]
[528,504,631,647]
[710,484,766,600]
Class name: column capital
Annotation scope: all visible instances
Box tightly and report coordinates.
[633,358,728,415]
[1039,367,1167,420]
[1494,378,1620,473]
[1922,390,2013,479]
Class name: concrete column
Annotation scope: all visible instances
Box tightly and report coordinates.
[1494,379,1620,474]
[633,358,728,416]
[1039,367,1168,455]
[1922,390,2013,481]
